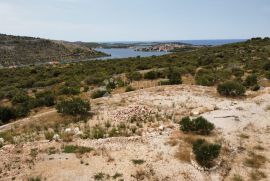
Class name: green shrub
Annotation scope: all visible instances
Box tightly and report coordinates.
[14,104,30,118]
[126,71,143,81]
[91,125,106,139]
[217,81,245,96]
[266,72,270,80]
[244,74,260,91]
[11,90,29,104]
[58,86,80,95]
[63,145,93,154]
[28,176,41,181]
[56,98,90,116]
[192,139,221,168]
[144,71,157,80]
[91,90,107,99]
[179,116,215,135]
[167,67,182,85]
[195,69,215,86]
[35,91,55,106]
[125,85,135,92]
[232,67,244,77]
[132,159,145,165]
[0,107,15,125]
[44,131,54,141]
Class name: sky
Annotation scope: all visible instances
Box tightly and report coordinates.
[0,0,270,42]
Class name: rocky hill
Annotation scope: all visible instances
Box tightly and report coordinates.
[0,34,106,67]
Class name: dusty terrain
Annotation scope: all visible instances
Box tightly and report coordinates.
[0,85,269,181]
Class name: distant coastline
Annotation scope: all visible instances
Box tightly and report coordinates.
[99,39,247,46]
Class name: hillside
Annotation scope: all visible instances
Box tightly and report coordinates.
[0,85,269,180]
[0,34,106,67]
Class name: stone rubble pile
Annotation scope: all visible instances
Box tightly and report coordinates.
[109,105,156,122]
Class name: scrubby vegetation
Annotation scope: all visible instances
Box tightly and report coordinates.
[91,90,108,99]
[179,116,215,135]
[0,34,106,67]
[192,139,221,168]
[0,38,270,126]
[217,81,246,97]
[56,98,90,116]
[63,145,93,154]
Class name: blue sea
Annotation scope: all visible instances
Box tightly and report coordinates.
[94,39,246,60]
[177,39,246,46]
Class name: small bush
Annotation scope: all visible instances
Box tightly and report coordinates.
[91,125,106,139]
[94,172,107,181]
[125,85,135,92]
[58,86,80,95]
[0,107,15,125]
[244,152,266,168]
[249,170,267,180]
[56,98,90,116]
[232,67,244,77]
[28,176,41,181]
[195,69,216,86]
[126,71,143,81]
[144,70,164,80]
[44,131,54,141]
[13,104,30,118]
[132,159,145,165]
[179,117,215,135]
[91,90,107,99]
[11,91,29,104]
[217,81,246,97]
[244,74,260,91]
[167,67,182,85]
[35,91,55,107]
[192,139,221,168]
[63,145,93,154]
[265,72,270,80]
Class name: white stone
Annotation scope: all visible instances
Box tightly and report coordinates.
[158,125,164,131]
[53,134,60,141]
[74,127,80,134]
[65,128,72,133]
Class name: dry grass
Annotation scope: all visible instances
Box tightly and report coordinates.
[244,152,267,168]
[254,145,265,151]
[238,133,250,139]
[249,170,267,180]
[175,145,191,163]
[232,174,244,181]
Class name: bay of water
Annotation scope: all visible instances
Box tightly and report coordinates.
[94,48,169,60]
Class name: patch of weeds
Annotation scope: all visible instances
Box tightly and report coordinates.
[244,152,266,168]
[132,159,145,165]
[112,172,123,179]
[61,132,73,142]
[63,145,93,154]
[239,133,249,139]
[30,148,38,158]
[44,131,54,141]
[253,145,265,151]
[94,172,109,181]
[48,147,57,155]
[232,174,243,181]
[250,170,267,180]
[91,125,106,139]
[28,176,41,181]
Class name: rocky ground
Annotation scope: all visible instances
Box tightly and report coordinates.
[0,85,269,181]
